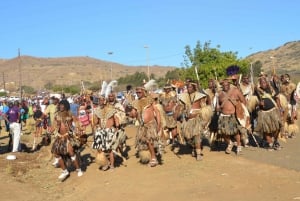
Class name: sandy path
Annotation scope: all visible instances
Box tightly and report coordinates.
[1,122,300,201]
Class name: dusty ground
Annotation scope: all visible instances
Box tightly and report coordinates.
[1,117,300,201]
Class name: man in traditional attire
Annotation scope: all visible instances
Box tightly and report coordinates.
[179,81,209,160]
[203,79,221,146]
[124,85,136,106]
[280,74,298,138]
[51,100,83,181]
[126,86,161,167]
[239,75,253,102]
[204,79,219,110]
[107,92,127,152]
[93,96,121,171]
[217,79,247,154]
[226,66,251,147]
[239,74,256,147]
[44,96,59,134]
[254,77,283,150]
[107,92,127,126]
[270,74,281,94]
[151,92,167,154]
[159,84,180,146]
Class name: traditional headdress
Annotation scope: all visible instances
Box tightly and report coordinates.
[171,80,185,88]
[99,81,108,97]
[226,65,240,80]
[105,80,118,98]
[144,79,158,92]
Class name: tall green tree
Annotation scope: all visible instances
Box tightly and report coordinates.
[118,72,149,87]
[0,91,7,97]
[155,68,186,87]
[183,40,249,88]
[22,85,35,94]
[252,60,262,77]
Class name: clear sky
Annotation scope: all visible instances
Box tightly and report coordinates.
[0,0,299,67]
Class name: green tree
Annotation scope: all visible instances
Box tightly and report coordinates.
[155,68,185,87]
[165,68,183,81]
[0,91,7,97]
[183,40,249,88]
[118,72,149,87]
[22,85,35,94]
[252,60,262,77]
[64,85,80,95]
[88,81,102,92]
[52,85,64,93]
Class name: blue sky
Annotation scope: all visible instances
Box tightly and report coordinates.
[0,0,299,67]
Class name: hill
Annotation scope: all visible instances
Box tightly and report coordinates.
[0,56,176,91]
[1,40,300,93]
[247,40,300,77]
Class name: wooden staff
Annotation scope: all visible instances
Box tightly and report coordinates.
[194,65,201,90]
[80,80,85,96]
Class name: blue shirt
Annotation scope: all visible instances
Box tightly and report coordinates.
[70,103,79,117]
[2,105,9,113]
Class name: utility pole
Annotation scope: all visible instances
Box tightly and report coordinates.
[270,56,276,75]
[18,48,22,100]
[144,45,150,81]
[107,51,113,80]
[2,72,5,92]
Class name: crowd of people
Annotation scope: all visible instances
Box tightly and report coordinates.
[0,65,299,181]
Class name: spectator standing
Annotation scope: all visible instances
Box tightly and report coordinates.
[21,100,29,128]
[44,96,59,134]
[70,97,80,118]
[32,105,44,151]
[0,101,4,133]
[5,101,21,152]
[2,100,10,132]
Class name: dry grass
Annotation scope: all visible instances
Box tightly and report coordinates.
[0,56,176,91]
[247,40,300,76]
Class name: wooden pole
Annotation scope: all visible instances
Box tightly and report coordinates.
[18,48,22,100]
[2,72,6,92]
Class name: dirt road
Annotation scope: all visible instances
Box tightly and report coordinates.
[1,121,300,201]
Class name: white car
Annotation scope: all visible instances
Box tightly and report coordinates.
[8,96,20,102]
[0,96,7,101]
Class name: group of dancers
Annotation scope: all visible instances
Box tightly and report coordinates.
[10,65,298,181]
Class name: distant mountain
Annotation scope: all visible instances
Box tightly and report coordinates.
[246,40,300,76]
[0,56,176,91]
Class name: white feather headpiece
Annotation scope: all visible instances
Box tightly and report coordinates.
[99,81,108,97]
[105,80,118,98]
[144,79,157,92]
